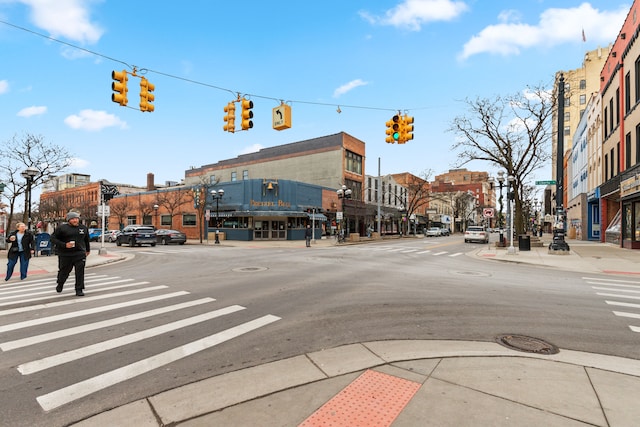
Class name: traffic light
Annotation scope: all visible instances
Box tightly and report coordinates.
[139,77,155,112]
[111,70,128,106]
[385,115,400,143]
[223,102,236,133]
[400,115,414,144]
[241,98,254,130]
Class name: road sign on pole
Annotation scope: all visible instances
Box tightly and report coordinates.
[535,180,556,185]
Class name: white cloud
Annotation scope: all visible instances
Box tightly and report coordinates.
[17,105,47,117]
[0,80,8,94]
[19,0,104,44]
[239,144,263,155]
[333,79,369,98]
[459,3,628,60]
[360,0,469,31]
[69,157,90,169]
[64,109,128,131]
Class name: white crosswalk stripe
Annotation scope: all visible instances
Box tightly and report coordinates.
[584,276,640,334]
[0,273,281,411]
[350,245,463,258]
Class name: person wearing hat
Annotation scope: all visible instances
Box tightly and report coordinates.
[50,211,91,296]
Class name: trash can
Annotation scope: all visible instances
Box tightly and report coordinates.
[35,232,51,256]
[518,234,531,251]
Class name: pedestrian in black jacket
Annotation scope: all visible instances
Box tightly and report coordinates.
[5,222,35,281]
[50,211,91,296]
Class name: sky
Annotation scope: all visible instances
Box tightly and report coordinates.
[0,0,632,204]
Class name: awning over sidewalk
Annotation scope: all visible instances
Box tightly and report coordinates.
[308,213,327,221]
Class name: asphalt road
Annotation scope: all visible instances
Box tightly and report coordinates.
[0,236,637,427]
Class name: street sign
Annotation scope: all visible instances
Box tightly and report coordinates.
[483,208,494,218]
[535,180,556,185]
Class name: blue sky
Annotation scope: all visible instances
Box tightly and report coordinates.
[0,0,631,197]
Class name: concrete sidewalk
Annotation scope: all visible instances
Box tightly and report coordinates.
[11,238,640,426]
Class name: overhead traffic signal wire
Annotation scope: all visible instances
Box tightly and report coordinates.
[0,19,437,114]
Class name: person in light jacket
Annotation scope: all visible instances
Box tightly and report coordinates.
[5,222,35,281]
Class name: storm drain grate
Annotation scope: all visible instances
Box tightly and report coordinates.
[232,266,268,273]
[496,334,559,355]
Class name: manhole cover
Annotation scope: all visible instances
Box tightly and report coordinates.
[232,266,268,273]
[495,334,559,355]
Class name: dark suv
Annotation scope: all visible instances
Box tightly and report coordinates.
[116,225,157,247]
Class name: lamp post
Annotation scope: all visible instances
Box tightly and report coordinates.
[211,189,224,244]
[20,166,38,231]
[336,184,352,239]
[153,204,159,229]
[496,172,505,246]
[507,174,516,254]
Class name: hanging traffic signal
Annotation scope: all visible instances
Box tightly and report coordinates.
[139,77,155,112]
[241,98,254,130]
[385,115,400,143]
[223,102,236,133]
[111,70,128,106]
[400,115,414,144]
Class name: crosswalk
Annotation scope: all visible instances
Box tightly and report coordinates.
[0,273,280,411]
[585,276,640,333]
[349,244,464,258]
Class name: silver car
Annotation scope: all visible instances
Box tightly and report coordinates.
[464,226,489,243]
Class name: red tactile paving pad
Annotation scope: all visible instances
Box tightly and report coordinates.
[298,369,421,427]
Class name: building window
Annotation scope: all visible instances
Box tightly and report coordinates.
[242,170,249,180]
[610,98,614,133]
[626,132,632,169]
[635,56,640,103]
[579,79,586,90]
[160,214,172,226]
[209,175,216,184]
[126,215,137,225]
[231,171,237,182]
[182,214,197,226]
[625,72,631,113]
[605,153,609,179]
[616,88,621,126]
[604,106,608,137]
[636,123,640,164]
[143,215,153,226]
[564,96,571,107]
[564,112,570,122]
[564,126,570,136]
[580,94,587,105]
[345,151,362,175]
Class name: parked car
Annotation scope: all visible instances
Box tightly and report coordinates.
[116,225,157,247]
[104,229,121,242]
[88,228,102,242]
[156,229,187,245]
[440,227,451,236]
[425,227,442,237]
[464,226,489,243]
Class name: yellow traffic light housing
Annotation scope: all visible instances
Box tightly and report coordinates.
[223,102,236,133]
[400,115,414,144]
[111,70,128,106]
[139,77,155,112]
[385,115,400,143]
[241,98,254,130]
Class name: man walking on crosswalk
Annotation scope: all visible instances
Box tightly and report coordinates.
[50,211,91,296]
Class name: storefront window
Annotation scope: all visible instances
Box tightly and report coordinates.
[623,204,632,240]
[636,202,640,240]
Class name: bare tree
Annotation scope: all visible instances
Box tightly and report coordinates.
[109,197,131,230]
[448,83,554,234]
[0,133,73,232]
[156,188,190,229]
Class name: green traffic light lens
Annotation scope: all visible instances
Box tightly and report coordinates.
[393,132,399,140]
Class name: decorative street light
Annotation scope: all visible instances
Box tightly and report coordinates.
[336,184,352,239]
[211,189,224,244]
[496,171,505,247]
[507,174,516,254]
[20,166,38,230]
[153,204,159,229]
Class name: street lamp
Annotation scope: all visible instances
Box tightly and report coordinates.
[20,166,38,230]
[153,204,159,229]
[211,189,224,244]
[507,174,516,254]
[336,184,352,239]
[496,171,505,246]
